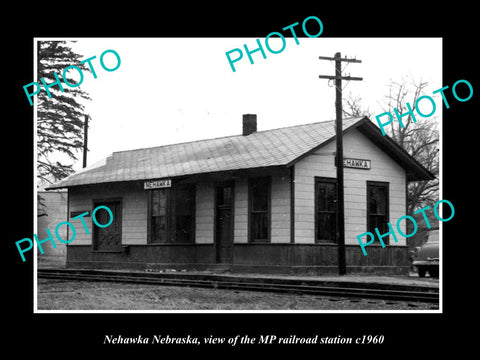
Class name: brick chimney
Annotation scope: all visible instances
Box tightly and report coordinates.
[242,114,257,136]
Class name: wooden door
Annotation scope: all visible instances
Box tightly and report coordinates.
[215,183,234,263]
[367,182,389,244]
[93,200,122,251]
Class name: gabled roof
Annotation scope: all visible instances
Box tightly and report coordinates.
[46,116,434,190]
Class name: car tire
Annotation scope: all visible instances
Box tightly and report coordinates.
[429,266,439,278]
[418,266,426,277]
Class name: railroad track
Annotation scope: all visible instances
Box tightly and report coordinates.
[37,268,439,303]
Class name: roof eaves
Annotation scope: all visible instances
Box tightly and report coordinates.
[285,116,366,167]
[355,119,436,181]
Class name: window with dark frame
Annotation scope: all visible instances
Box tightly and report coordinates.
[92,200,122,251]
[367,181,389,245]
[149,184,195,244]
[249,177,270,242]
[216,185,233,207]
[150,188,169,243]
[174,184,195,243]
[315,177,337,242]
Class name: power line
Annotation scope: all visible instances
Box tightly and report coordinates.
[318,52,362,276]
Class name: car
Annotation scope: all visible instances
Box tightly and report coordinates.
[412,229,439,278]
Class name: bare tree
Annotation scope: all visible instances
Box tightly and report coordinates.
[342,94,373,119]
[344,77,439,214]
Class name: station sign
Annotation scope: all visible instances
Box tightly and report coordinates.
[343,158,371,170]
[144,179,172,189]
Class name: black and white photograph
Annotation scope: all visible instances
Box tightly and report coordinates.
[7,6,472,356]
[33,36,442,312]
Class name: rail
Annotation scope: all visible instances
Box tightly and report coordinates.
[37,268,439,303]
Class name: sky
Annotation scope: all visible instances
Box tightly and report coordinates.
[38,37,442,173]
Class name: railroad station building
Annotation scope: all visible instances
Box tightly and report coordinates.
[47,115,434,274]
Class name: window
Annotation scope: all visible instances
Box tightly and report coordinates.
[93,200,122,251]
[149,184,195,243]
[150,189,169,243]
[174,185,195,243]
[249,177,270,242]
[216,185,233,207]
[315,177,337,242]
[367,181,389,244]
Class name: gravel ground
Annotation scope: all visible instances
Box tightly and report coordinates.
[37,255,439,288]
[37,278,439,311]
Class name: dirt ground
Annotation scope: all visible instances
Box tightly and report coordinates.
[36,278,439,311]
[37,255,439,287]
[36,254,439,311]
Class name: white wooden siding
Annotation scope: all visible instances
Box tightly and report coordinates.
[234,171,291,244]
[68,184,148,246]
[270,173,291,243]
[234,178,248,243]
[294,128,407,245]
[195,181,214,244]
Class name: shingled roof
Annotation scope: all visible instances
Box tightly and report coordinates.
[46,116,434,190]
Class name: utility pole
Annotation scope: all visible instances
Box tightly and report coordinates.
[318,52,362,275]
[83,114,89,168]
